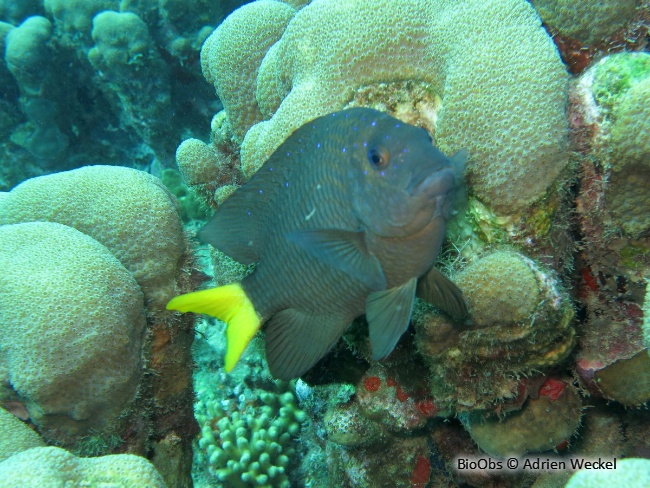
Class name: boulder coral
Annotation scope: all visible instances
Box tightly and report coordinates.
[0,407,45,462]
[414,250,575,413]
[0,446,166,487]
[530,0,642,45]
[0,222,146,441]
[0,165,185,308]
[199,0,568,216]
[0,166,196,486]
[461,377,582,457]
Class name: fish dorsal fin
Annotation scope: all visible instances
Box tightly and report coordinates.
[366,277,417,361]
[198,185,267,265]
[265,309,350,380]
[285,228,387,290]
[416,267,468,320]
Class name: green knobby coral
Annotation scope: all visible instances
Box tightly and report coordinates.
[195,388,307,487]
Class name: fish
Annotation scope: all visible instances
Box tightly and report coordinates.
[167,107,468,380]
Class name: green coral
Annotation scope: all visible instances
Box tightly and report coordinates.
[414,250,575,413]
[195,388,307,487]
[592,53,650,113]
[589,53,650,238]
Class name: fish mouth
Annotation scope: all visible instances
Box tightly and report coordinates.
[409,167,456,199]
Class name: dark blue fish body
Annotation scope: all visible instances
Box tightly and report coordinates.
[168,108,467,379]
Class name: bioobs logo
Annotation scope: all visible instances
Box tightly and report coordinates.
[456,457,504,471]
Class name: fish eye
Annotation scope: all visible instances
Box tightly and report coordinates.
[367,146,389,169]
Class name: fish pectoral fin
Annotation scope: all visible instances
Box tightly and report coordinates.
[366,277,417,361]
[166,283,262,372]
[416,267,468,320]
[285,228,387,290]
[265,309,350,380]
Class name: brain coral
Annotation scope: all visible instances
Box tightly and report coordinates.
[0,166,184,308]
[0,222,146,440]
[201,0,568,214]
[0,446,166,487]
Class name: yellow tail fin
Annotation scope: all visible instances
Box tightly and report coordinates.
[166,283,262,372]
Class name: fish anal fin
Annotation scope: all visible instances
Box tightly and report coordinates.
[366,277,417,361]
[416,267,468,320]
[166,283,262,371]
[286,228,386,290]
[265,309,349,380]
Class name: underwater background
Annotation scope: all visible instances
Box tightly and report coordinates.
[0,0,649,487]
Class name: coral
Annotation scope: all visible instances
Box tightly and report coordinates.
[591,53,650,112]
[161,168,212,222]
[0,446,166,487]
[43,0,117,47]
[0,165,184,308]
[88,10,176,160]
[530,0,642,45]
[327,433,431,488]
[0,408,45,462]
[323,401,383,447]
[201,0,296,141]
[0,1,246,177]
[176,138,222,187]
[607,75,650,237]
[0,222,146,441]
[461,377,582,457]
[578,348,650,407]
[0,1,42,25]
[414,250,575,414]
[565,458,650,488]
[199,0,568,215]
[4,15,69,161]
[355,366,432,432]
[195,386,306,487]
